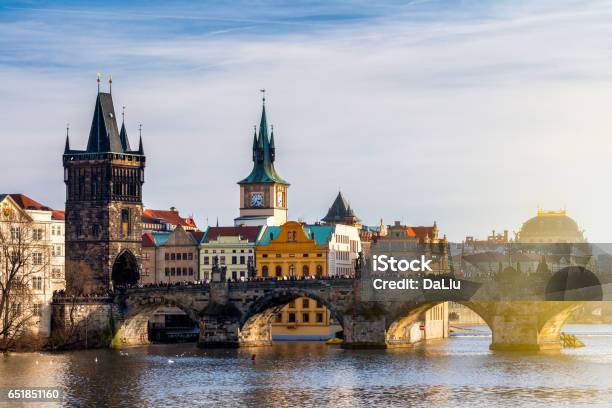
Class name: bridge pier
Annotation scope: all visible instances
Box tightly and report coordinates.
[342,314,387,349]
[197,315,241,348]
[485,301,581,351]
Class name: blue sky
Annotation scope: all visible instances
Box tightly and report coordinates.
[1,0,612,241]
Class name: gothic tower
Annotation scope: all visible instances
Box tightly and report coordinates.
[235,97,289,226]
[63,84,145,294]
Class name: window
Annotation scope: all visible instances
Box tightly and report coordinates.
[289,264,295,276]
[188,253,193,260]
[171,253,176,261]
[32,228,43,241]
[262,254,268,258]
[302,265,309,276]
[183,268,188,276]
[240,256,245,264]
[262,265,269,277]
[288,313,296,323]
[165,253,170,261]
[275,313,282,323]
[232,256,237,265]
[288,300,295,308]
[316,313,324,323]
[32,252,43,265]
[170,267,176,276]
[220,256,226,265]
[316,265,323,276]
[275,265,282,277]
[302,299,309,308]
[33,303,42,317]
[316,300,323,308]
[10,227,19,240]
[165,267,170,276]
[121,209,131,236]
[32,276,43,290]
[204,256,209,265]
[52,245,62,257]
[317,253,323,257]
[302,313,310,323]
[52,267,63,279]
[303,253,309,257]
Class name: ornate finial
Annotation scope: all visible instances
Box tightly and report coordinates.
[66,123,70,137]
[260,89,266,105]
[138,123,143,138]
[97,72,101,92]
[109,74,113,93]
[122,105,126,122]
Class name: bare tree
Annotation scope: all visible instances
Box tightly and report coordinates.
[0,207,48,352]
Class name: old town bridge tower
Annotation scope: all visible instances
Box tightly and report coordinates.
[63,83,145,294]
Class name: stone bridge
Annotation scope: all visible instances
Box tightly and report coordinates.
[52,276,595,351]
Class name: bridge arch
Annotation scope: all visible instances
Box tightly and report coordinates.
[113,292,201,347]
[385,301,492,348]
[238,288,345,347]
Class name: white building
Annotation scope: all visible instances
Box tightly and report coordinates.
[0,194,65,337]
[327,224,362,276]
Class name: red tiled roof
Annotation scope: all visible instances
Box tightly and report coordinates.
[204,226,262,243]
[142,232,156,247]
[51,210,65,220]
[142,209,197,228]
[189,230,205,243]
[8,194,52,211]
[410,226,435,240]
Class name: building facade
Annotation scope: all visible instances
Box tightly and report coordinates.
[63,88,145,294]
[140,226,202,284]
[0,194,65,337]
[235,100,289,227]
[199,226,261,281]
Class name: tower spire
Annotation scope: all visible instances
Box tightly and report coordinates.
[109,73,113,94]
[119,104,131,152]
[97,72,101,93]
[137,124,144,154]
[64,123,71,154]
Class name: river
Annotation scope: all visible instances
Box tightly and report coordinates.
[1,324,611,407]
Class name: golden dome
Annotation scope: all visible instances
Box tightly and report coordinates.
[518,209,584,243]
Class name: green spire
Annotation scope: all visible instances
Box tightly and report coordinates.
[238,96,288,185]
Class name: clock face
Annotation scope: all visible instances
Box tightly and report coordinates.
[250,193,264,207]
[277,192,283,207]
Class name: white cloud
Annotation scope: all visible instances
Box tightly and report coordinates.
[1,0,611,241]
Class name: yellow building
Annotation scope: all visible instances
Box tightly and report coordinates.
[256,221,336,339]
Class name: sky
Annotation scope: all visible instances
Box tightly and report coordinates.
[1,0,611,241]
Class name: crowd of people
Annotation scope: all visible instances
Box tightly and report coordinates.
[52,274,355,296]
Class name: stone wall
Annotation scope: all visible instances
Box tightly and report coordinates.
[50,298,119,349]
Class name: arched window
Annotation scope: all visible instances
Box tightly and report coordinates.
[275,265,283,277]
[302,265,309,276]
[316,265,323,277]
[262,265,269,277]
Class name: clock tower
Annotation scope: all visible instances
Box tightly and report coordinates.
[235,96,289,226]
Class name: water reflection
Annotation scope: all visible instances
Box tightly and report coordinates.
[0,325,611,407]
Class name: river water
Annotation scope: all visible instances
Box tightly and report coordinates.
[1,324,611,407]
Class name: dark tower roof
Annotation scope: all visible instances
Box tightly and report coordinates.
[238,102,288,185]
[67,90,143,157]
[86,92,123,153]
[322,191,360,224]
